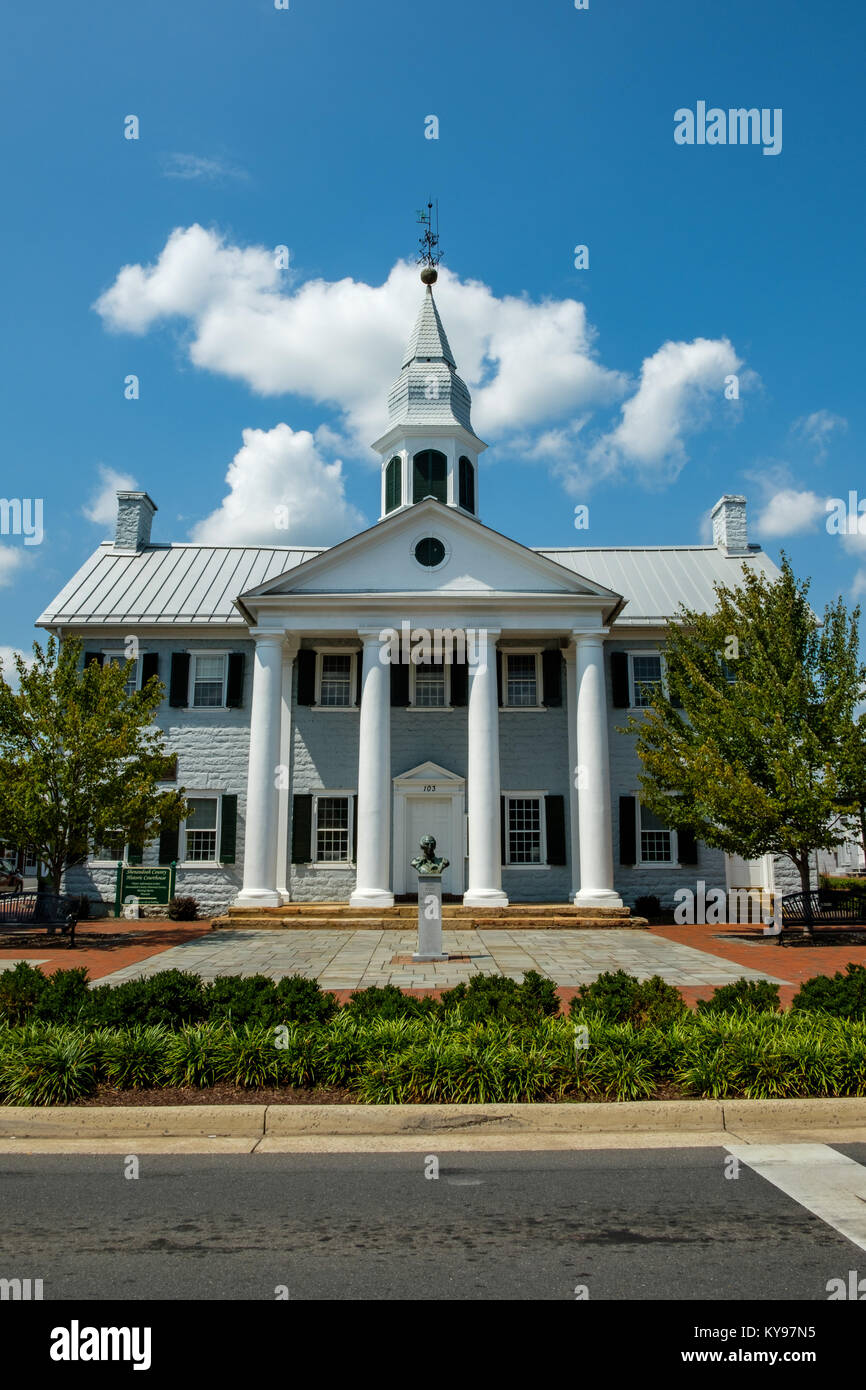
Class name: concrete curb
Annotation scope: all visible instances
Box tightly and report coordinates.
[2,1096,866,1143]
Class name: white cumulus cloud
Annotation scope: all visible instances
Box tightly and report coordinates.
[190,424,366,546]
[0,548,26,587]
[753,488,828,537]
[792,410,847,457]
[0,645,35,691]
[584,338,742,487]
[83,465,139,529]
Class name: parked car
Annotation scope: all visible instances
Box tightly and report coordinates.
[0,857,24,893]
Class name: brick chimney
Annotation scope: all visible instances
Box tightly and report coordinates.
[711,495,749,554]
[115,492,157,550]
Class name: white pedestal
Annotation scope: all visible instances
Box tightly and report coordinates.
[413,875,449,961]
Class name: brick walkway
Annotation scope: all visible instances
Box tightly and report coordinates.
[0,919,212,980]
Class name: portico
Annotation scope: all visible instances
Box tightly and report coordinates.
[235,599,623,910]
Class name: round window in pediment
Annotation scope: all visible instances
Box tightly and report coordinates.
[414,536,447,568]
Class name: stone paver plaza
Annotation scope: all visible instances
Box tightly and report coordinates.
[96,928,788,991]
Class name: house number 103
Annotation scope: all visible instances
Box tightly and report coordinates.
[423,784,436,792]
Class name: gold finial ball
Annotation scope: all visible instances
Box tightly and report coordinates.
[420,265,438,285]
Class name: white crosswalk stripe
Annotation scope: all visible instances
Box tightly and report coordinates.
[726,1143,866,1252]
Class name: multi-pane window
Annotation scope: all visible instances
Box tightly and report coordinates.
[507,798,543,864]
[94,831,126,861]
[631,654,663,708]
[184,798,218,862]
[413,662,446,708]
[319,654,353,707]
[315,796,350,861]
[192,655,226,708]
[506,654,538,707]
[104,654,139,696]
[639,803,673,863]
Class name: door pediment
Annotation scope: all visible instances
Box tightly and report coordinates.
[395,760,465,787]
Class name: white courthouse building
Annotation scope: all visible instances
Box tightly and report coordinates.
[39,275,788,917]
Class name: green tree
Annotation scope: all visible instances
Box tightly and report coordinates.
[0,636,186,895]
[624,557,865,932]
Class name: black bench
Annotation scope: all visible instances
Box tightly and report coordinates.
[0,892,78,948]
[782,889,866,926]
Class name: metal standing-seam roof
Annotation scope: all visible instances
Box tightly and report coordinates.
[37,543,323,628]
[536,545,781,625]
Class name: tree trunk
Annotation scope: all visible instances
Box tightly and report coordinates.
[797,856,814,938]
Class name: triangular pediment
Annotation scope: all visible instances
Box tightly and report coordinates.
[239,500,622,609]
[395,760,465,785]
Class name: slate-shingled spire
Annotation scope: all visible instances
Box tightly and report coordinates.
[386,283,480,437]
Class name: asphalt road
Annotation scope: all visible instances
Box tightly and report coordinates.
[2,1145,866,1302]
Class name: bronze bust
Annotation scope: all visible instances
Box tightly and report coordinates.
[411,833,450,877]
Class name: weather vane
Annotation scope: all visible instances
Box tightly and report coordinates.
[416,199,441,284]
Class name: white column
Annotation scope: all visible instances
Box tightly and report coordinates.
[573,632,623,907]
[275,638,299,903]
[350,630,394,907]
[464,627,508,908]
[564,642,581,899]
[236,632,284,907]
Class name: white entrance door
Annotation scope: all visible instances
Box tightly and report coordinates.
[406,796,453,895]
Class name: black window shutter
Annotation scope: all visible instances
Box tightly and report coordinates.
[296,650,316,705]
[542,650,563,707]
[678,826,698,865]
[611,652,630,709]
[450,659,468,707]
[159,822,180,864]
[496,652,504,706]
[390,662,410,706]
[127,841,144,866]
[169,653,190,707]
[619,796,636,865]
[225,652,246,708]
[84,651,104,668]
[500,797,507,863]
[545,795,567,865]
[141,652,159,686]
[291,794,313,863]
[219,794,238,863]
[352,795,358,861]
[355,652,363,706]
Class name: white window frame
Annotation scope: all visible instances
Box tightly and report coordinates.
[501,649,544,710]
[502,791,548,868]
[636,798,679,868]
[181,792,223,867]
[102,650,142,695]
[188,651,229,710]
[91,831,131,867]
[408,660,451,710]
[314,649,357,711]
[311,791,355,865]
[628,649,668,711]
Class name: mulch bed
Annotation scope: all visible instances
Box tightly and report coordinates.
[72,1081,690,1106]
[79,1083,356,1107]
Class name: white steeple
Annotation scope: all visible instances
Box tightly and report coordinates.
[372,269,486,521]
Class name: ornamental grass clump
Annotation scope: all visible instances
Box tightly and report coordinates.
[101,1026,170,1090]
[0,1027,101,1106]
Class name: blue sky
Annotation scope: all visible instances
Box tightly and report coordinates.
[1,0,864,659]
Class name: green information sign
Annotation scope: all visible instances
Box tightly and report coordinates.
[114,862,177,917]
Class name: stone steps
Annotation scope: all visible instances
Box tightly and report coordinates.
[210,903,647,931]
